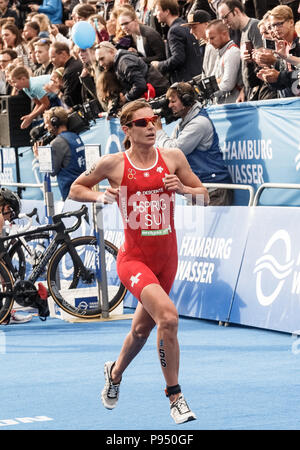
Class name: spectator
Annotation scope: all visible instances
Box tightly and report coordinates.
[10,65,52,128]
[155,81,233,205]
[0,0,20,26]
[135,0,161,31]
[1,22,30,66]
[151,0,203,82]
[117,7,166,63]
[95,41,169,104]
[3,61,19,94]
[246,12,280,99]
[205,19,242,103]
[35,106,86,200]
[0,49,18,94]
[32,13,51,37]
[43,66,66,106]
[49,41,83,109]
[22,21,40,43]
[77,45,101,106]
[181,9,219,77]
[95,0,115,21]
[89,14,110,43]
[27,36,41,71]
[69,2,96,24]
[96,67,122,112]
[218,0,263,102]
[28,0,63,25]
[62,0,80,23]
[34,38,53,75]
[257,4,300,95]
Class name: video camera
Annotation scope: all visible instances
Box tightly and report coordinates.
[149,75,219,124]
[30,102,97,146]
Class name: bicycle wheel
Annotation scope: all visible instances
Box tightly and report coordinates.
[8,233,50,280]
[47,236,127,319]
[0,260,14,324]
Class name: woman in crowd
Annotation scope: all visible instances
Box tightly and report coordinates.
[1,22,30,66]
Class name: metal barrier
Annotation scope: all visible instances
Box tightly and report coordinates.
[100,182,255,206]
[1,181,58,189]
[253,183,300,206]
[203,183,255,206]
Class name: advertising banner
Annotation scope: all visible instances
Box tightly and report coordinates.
[3,98,300,206]
[207,97,300,206]
[170,205,249,321]
[229,207,300,334]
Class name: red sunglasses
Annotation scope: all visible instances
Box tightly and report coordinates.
[126,115,158,127]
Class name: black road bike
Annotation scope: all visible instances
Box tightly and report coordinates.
[0,205,127,324]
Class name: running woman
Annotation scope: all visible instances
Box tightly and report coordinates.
[69,99,209,424]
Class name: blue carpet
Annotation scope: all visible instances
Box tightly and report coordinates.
[1,309,300,431]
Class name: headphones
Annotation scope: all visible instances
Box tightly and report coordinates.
[170,82,196,107]
[49,108,63,128]
[50,115,62,128]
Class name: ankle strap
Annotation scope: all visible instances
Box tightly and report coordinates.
[165,384,181,397]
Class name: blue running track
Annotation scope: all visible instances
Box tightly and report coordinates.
[1,309,300,432]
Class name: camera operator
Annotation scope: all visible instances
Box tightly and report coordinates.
[34,106,86,201]
[155,81,233,206]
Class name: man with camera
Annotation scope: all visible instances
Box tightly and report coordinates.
[34,106,86,201]
[155,81,233,205]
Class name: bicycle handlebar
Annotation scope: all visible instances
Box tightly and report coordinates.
[52,204,89,234]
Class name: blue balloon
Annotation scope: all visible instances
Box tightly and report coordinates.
[71,21,96,49]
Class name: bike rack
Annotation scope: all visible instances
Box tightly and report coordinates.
[253,182,300,206]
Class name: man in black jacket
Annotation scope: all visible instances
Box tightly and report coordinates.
[95,41,169,104]
[151,0,203,83]
[49,41,83,109]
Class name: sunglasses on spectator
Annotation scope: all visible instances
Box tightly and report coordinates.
[271,20,286,28]
[126,116,158,127]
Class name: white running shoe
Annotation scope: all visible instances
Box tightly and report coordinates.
[9,311,33,324]
[170,394,196,424]
[101,361,121,410]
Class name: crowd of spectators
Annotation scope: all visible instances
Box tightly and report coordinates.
[0,0,299,131]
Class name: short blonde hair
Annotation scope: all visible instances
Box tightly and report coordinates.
[270,5,294,22]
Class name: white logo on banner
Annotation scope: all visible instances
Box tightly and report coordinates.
[253,230,294,306]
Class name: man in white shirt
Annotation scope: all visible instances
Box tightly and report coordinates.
[206,19,242,103]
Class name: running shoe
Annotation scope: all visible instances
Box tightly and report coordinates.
[101,361,121,409]
[9,310,33,324]
[170,394,196,424]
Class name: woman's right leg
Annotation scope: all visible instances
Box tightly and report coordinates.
[111,301,156,383]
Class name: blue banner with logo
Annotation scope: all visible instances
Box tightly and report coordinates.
[207,97,300,206]
[170,205,249,321]
[229,207,300,334]
[19,199,300,333]
[2,98,299,206]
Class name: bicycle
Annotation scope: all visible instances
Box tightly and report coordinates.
[0,205,127,324]
[3,207,50,280]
